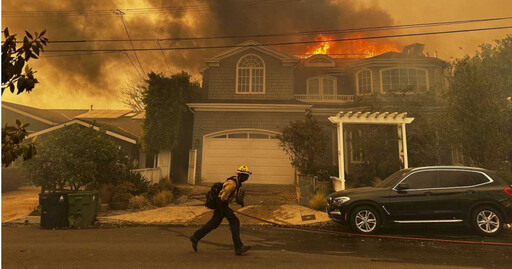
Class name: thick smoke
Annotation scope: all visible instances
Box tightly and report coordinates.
[2,0,395,107]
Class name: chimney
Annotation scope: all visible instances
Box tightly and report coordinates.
[90,105,93,111]
[402,43,425,56]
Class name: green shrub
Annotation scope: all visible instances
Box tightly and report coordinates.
[111,182,135,203]
[129,195,146,209]
[309,193,327,211]
[152,190,173,207]
[124,172,150,196]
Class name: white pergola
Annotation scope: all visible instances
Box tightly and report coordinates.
[328,111,415,190]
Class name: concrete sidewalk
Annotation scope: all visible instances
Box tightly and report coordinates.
[98,204,330,226]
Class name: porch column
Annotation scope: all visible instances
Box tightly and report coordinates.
[397,123,409,169]
[402,123,409,168]
[337,122,345,189]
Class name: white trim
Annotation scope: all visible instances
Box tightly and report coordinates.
[235,54,266,94]
[204,40,298,67]
[205,128,280,139]
[304,54,336,67]
[356,69,373,95]
[306,75,337,96]
[187,103,311,113]
[2,103,57,126]
[394,220,463,224]
[25,119,138,144]
[379,67,430,93]
[392,169,494,192]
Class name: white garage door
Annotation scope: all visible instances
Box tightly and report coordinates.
[202,130,295,185]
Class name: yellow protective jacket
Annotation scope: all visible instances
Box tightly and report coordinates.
[218,176,240,203]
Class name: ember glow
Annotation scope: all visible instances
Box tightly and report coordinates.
[306,34,401,58]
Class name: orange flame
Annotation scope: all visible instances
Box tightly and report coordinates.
[306,34,400,58]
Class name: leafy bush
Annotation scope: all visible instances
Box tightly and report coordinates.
[309,193,327,211]
[124,172,150,196]
[152,190,173,207]
[277,111,328,175]
[129,195,147,209]
[111,182,135,203]
[22,125,126,191]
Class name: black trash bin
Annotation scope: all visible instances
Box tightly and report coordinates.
[39,192,69,229]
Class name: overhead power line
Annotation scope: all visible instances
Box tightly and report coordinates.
[115,9,146,76]
[8,16,512,44]
[2,0,309,17]
[42,25,512,53]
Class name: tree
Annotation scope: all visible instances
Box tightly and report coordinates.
[444,35,512,172]
[142,71,200,152]
[2,27,47,95]
[22,125,126,192]
[121,75,146,112]
[1,27,47,167]
[277,112,328,175]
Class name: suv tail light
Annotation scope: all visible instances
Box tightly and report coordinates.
[504,187,512,197]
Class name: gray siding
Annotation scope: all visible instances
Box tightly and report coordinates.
[206,48,296,100]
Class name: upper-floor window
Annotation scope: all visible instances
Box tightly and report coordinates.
[357,69,372,95]
[307,76,336,95]
[381,68,428,92]
[236,54,265,94]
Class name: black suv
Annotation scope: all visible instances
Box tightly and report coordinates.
[327,166,512,236]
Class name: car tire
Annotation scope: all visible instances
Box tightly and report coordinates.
[350,206,380,234]
[471,206,503,236]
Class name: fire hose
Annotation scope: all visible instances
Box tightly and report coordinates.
[189,194,512,247]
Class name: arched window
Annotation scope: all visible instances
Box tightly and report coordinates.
[236,54,265,94]
[357,69,372,95]
[307,76,336,95]
[381,68,428,92]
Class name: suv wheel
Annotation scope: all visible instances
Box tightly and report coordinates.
[472,206,503,236]
[350,206,380,234]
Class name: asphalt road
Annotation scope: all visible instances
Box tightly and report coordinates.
[2,224,512,269]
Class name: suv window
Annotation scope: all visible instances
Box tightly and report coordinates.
[437,170,489,188]
[400,171,436,189]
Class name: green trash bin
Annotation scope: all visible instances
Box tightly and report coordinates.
[67,190,99,228]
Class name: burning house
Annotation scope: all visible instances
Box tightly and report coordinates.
[188,39,447,185]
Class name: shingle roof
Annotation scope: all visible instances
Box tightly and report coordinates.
[2,101,144,139]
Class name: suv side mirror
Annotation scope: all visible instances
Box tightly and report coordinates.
[396,182,410,190]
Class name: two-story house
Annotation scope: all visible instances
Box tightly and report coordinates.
[188,41,447,185]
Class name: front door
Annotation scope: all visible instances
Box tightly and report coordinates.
[383,170,438,221]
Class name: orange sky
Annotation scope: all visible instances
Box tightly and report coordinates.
[2,0,511,109]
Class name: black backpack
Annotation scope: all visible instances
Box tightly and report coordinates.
[205,177,237,209]
[205,182,223,209]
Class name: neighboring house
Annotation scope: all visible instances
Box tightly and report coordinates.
[188,41,449,185]
[1,102,170,183]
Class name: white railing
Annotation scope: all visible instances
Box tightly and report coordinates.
[295,94,355,103]
[131,168,162,185]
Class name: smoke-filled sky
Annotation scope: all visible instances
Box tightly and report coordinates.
[2,0,511,109]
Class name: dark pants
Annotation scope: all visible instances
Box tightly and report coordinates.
[193,202,242,249]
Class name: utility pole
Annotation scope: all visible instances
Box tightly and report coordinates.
[115,9,146,77]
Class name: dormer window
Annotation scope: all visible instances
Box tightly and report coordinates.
[357,69,372,95]
[236,54,265,94]
[307,76,336,95]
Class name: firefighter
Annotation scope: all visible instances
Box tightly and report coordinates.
[190,165,251,256]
